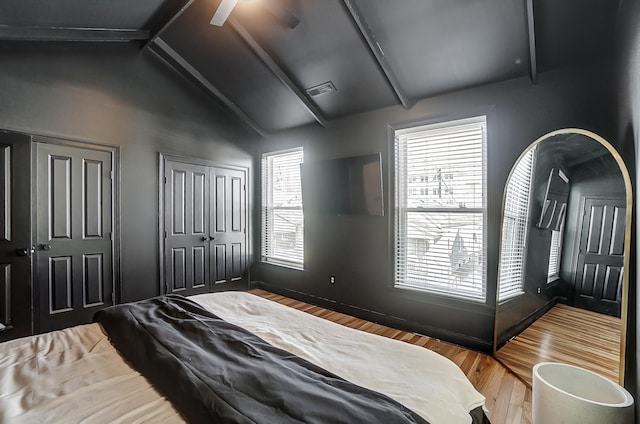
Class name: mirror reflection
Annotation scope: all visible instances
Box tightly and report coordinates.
[495,129,630,386]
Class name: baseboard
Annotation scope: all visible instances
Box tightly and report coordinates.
[496,297,560,349]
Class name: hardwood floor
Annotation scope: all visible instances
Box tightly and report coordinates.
[496,303,621,386]
[250,289,532,424]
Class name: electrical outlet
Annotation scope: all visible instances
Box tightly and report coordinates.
[329,275,336,284]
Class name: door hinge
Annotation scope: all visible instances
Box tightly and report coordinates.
[164,231,168,238]
[107,231,112,240]
[110,170,114,180]
[164,177,167,184]
[111,292,115,304]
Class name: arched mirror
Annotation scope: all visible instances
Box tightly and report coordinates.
[494,128,631,386]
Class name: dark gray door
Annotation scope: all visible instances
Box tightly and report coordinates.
[163,159,247,295]
[211,167,246,287]
[36,142,114,332]
[0,131,33,342]
[572,196,625,317]
[164,160,211,295]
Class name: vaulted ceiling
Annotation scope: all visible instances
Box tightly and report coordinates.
[0,0,620,136]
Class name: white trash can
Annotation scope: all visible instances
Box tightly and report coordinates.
[532,362,634,424]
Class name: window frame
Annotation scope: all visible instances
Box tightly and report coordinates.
[547,169,568,283]
[393,115,488,302]
[260,147,304,269]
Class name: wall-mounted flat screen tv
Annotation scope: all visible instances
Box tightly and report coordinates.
[537,167,570,231]
[301,153,384,216]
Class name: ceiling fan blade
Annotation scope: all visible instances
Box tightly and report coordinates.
[210,0,239,26]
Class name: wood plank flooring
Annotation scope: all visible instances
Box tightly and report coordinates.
[250,289,532,424]
[496,304,621,386]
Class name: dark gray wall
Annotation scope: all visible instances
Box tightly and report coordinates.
[617,0,640,411]
[0,41,256,303]
[252,66,619,351]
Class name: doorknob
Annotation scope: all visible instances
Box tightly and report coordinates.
[201,236,215,241]
[16,246,35,257]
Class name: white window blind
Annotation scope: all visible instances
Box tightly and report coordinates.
[395,116,487,301]
[547,171,567,282]
[261,148,304,268]
[498,146,536,302]
[547,225,563,281]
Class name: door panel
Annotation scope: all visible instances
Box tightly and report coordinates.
[50,256,73,312]
[572,197,625,317]
[36,143,113,332]
[1,145,10,241]
[50,155,72,239]
[164,161,211,295]
[0,264,10,327]
[0,132,32,342]
[231,243,243,278]
[172,248,187,290]
[83,253,104,306]
[214,244,226,283]
[84,160,104,238]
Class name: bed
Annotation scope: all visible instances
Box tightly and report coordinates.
[0,291,490,423]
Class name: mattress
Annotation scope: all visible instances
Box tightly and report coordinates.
[0,291,487,423]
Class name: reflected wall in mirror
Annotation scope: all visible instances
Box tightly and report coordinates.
[494,128,631,387]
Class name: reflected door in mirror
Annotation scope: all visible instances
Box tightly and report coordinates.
[572,196,625,317]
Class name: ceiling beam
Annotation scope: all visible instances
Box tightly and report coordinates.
[525,0,537,83]
[228,17,327,128]
[0,25,148,42]
[144,0,194,49]
[150,38,267,137]
[341,0,412,109]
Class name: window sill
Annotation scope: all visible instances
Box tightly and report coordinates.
[395,284,486,304]
[260,260,304,272]
[392,284,492,312]
[498,292,525,306]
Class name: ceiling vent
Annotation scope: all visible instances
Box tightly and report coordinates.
[306,81,337,97]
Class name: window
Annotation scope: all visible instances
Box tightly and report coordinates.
[547,171,567,282]
[547,223,564,281]
[394,116,487,301]
[261,148,304,268]
[498,146,536,302]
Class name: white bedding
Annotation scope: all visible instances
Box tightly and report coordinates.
[0,291,486,423]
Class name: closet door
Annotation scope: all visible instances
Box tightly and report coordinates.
[0,131,32,342]
[162,156,248,295]
[211,167,246,286]
[164,160,211,295]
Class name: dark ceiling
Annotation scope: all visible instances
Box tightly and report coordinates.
[0,0,621,136]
